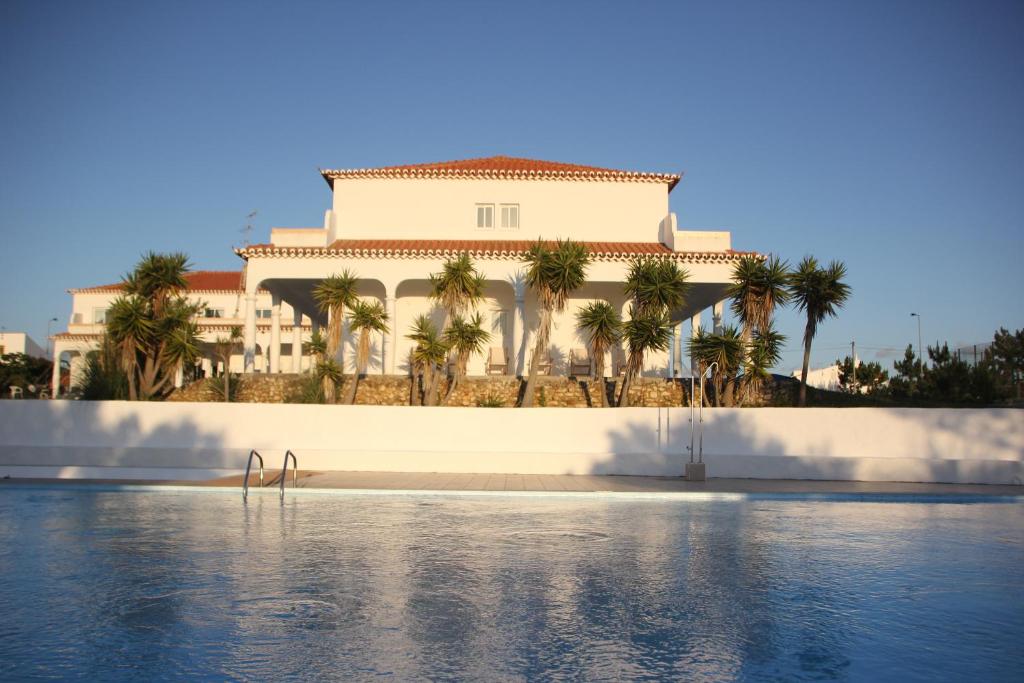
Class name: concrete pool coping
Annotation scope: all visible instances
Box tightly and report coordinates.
[2,471,1022,502]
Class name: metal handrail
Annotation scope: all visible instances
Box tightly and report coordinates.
[280,450,298,501]
[242,449,264,502]
[685,362,717,467]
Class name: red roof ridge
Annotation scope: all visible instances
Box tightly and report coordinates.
[70,270,245,294]
[321,155,682,190]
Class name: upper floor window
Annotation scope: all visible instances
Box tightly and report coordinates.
[476,204,494,229]
[204,308,225,318]
[255,309,273,319]
[500,204,519,229]
[93,308,108,324]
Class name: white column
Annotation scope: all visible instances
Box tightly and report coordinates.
[269,293,281,374]
[713,300,725,334]
[690,311,702,371]
[50,344,62,397]
[243,294,257,373]
[291,309,303,373]
[174,365,184,388]
[512,295,525,375]
[668,324,676,377]
[384,292,396,375]
[676,322,685,375]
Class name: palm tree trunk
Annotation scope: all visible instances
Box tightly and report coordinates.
[618,354,639,407]
[737,325,753,407]
[798,320,813,407]
[519,308,550,407]
[592,343,605,408]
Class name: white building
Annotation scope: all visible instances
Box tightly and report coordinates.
[52,155,756,396]
[0,331,46,359]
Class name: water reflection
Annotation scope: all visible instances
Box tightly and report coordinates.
[0,491,1022,681]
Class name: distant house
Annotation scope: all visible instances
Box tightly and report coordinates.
[51,155,761,396]
[0,331,46,360]
[792,364,843,392]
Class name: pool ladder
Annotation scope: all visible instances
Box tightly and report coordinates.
[684,362,717,477]
[242,449,298,502]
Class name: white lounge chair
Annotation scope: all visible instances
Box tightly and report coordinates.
[486,347,509,375]
[569,348,591,377]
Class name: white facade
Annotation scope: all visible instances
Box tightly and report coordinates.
[0,331,46,359]
[51,156,756,396]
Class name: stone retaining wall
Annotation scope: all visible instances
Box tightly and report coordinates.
[170,374,698,407]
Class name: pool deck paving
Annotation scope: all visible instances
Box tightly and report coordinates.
[3,471,1022,498]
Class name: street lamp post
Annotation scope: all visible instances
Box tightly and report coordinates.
[46,317,58,359]
[910,313,923,368]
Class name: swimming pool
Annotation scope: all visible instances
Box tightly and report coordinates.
[1,488,1021,681]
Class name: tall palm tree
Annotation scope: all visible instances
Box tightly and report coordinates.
[213,325,243,401]
[343,300,389,405]
[406,315,449,406]
[441,313,491,405]
[689,325,745,406]
[313,270,359,361]
[430,255,486,400]
[618,307,672,407]
[618,257,690,407]
[789,257,851,406]
[313,270,358,402]
[519,239,591,407]
[106,252,202,400]
[575,301,622,407]
[726,255,790,404]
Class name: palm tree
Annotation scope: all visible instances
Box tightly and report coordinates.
[441,313,491,405]
[304,329,327,366]
[726,255,790,404]
[789,257,851,406]
[618,257,690,407]
[624,257,690,315]
[429,254,486,327]
[618,307,672,407]
[106,252,203,400]
[430,255,486,401]
[212,325,242,401]
[314,358,343,404]
[743,324,786,404]
[519,239,591,407]
[575,301,621,407]
[689,325,745,406]
[313,270,358,402]
[313,270,359,361]
[406,315,449,406]
[343,300,389,405]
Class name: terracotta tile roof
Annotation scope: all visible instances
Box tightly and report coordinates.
[70,270,245,294]
[238,239,754,263]
[321,155,682,191]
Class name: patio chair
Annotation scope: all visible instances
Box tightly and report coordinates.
[535,351,553,376]
[486,347,509,375]
[569,348,591,377]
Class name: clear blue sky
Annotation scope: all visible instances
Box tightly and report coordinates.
[2,0,1022,372]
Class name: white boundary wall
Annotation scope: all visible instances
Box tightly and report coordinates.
[0,402,1021,485]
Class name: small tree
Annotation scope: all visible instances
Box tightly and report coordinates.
[575,301,622,407]
[519,239,591,407]
[689,325,744,406]
[212,326,242,402]
[105,252,203,400]
[406,315,449,406]
[836,356,889,395]
[744,325,786,403]
[618,307,672,408]
[441,313,491,405]
[313,271,359,401]
[343,300,389,405]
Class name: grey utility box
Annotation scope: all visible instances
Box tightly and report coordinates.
[685,462,707,481]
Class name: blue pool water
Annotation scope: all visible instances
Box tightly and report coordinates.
[0,488,1022,681]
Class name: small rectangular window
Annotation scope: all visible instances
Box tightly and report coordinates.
[205,308,225,318]
[476,204,494,229]
[255,309,273,319]
[500,204,519,229]
[93,308,108,324]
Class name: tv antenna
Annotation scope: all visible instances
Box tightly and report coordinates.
[241,210,258,246]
